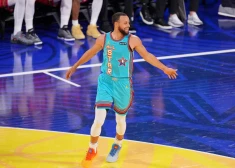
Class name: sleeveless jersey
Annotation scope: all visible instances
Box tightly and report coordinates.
[101,32,133,78]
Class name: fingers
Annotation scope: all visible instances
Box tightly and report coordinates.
[166,68,178,79]
[65,70,71,80]
[168,73,177,79]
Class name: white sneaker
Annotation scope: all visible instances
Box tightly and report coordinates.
[188,13,203,26]
[168,14,184,28]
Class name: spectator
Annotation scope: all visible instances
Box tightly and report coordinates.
[100,0,136,33]
[71,0,85,40]
[86,0,103,38]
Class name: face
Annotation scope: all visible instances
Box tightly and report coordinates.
[116,16,130,35]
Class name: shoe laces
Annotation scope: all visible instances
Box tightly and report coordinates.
[85,148,95,160]
[62,25,71,34]
[28,29,38,37]
[110,144,120,156]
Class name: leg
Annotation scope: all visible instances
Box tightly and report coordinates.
[25,0,43,45]
[140,0,154,25]
[100,0,112,33]
[115,113,126,143]
[168,0,184,28]
[82,74,113,167]
[155,0,167,20]
[169,0,178,15]
[57,0,75,41]
[72,0,80,25]
[106,113,126,163]
[153,0,172,29]
[124,0,137,33]
[124,0,133,21]
[12,0,25,35]
[106,79,132,163]
[25,0,35,32]
[10,0,34,45]
[90,0,103,25]
[60,0,72,28]
[188,0,203,26]
[100,0,108,23]
[189,0,199,13]
[86,0,103,38]
[90,108,107,146]
[71,0,85,39]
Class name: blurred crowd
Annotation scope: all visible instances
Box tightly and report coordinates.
[0,0,234,46]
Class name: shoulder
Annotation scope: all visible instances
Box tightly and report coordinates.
[129,34,142,44]
[129,34,142,50]
[96,34,106,48]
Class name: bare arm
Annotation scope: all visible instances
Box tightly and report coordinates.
[130,35,177,79]
[72,35,104,68]
[65,35,105,79]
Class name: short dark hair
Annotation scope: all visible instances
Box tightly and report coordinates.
[112,12,127,24]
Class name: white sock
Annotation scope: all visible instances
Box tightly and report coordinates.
[90,0,103,25]
[25,0,35,32]
[60,0,72,28]
[89,142,98,153]
[13,0,25,35]
[114,137,123,147]
[72,20,79,26]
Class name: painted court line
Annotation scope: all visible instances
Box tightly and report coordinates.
[43,72,81,87]
[0,49,235,78]
[1,126,235,161]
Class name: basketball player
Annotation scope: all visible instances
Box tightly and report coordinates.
[66,12,177,167]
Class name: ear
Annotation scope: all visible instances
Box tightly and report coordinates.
[114,22,118,28]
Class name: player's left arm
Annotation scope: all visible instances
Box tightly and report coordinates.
[130,35,178,79]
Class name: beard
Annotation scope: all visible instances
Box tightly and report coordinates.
[118,27,129,36]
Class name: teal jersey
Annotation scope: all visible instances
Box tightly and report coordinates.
[101,32,134,78]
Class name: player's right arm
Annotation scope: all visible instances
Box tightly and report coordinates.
[66,35,105,79]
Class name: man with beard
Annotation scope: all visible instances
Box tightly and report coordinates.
[66,12,178,167]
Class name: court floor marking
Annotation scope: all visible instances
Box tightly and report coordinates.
[0,49,235,79]
[1,126,235,161]
[43,72,81,87]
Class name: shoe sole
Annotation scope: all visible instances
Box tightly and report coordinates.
[168,22,184,28]
[86,33,101,39]
[57,36,75,41]
[139,12,154,25]
[34,41,43,45]
[218,12,235,18]
[154,24,172,30]
[187,20,203,26]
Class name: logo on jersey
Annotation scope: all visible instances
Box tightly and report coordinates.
[106,45,115,75]
[119,42,127,45]
[118,57,128,66]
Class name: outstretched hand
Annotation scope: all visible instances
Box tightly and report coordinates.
[66,67,77,80]
[163,68,178,79]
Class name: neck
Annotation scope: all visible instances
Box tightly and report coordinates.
[112,29,125,40]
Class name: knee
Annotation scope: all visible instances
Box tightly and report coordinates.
[116,116,126,126]
[92,119,104,128]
